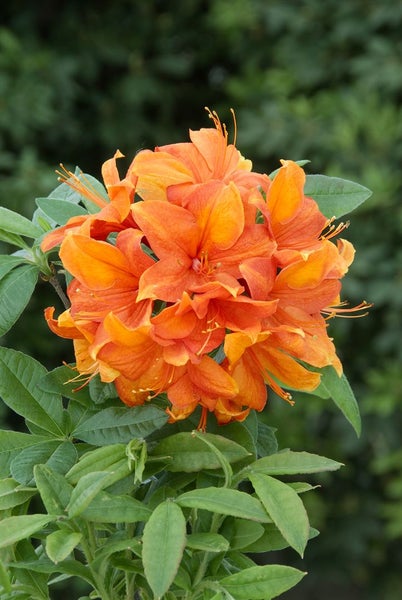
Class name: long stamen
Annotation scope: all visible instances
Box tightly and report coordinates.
[322,300,373,319]
[62,360,99,391]
[56,164,108,209]
[320,218,350,240]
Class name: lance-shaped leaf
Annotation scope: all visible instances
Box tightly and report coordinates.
[249,473,309,557]
[220,564,306,599]
[36,197,88,225]
[304,174,372,218]
[177,487,271,523]
[66,471,118,518]
[34,464,73,514]
[220,518,265,550]
[0,255,27,280]
[0,478,37,510]
[186,533,229,553]
[65,444,126,484]
[0,514,56,549]
[319,366,361,436]
[46,530,83,564]
[73,405,168,445]
[0,430,49,477]
[150,432,249,473]
[142,501,186,599]
[81,490,152,523]
[10,440,77,485]
[0,265,39,336]
[0,207,43,238]
[0,348,64,436]
[241,523,320,553]
[248,450,343,477]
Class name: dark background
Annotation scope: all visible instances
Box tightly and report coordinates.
[1,1,401,598]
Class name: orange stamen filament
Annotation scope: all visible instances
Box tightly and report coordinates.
[192,251,219,276]
[322,300,373,319]
[62,360,99,391]
[320,218,350,240]
[197,406,209,431]
[56,164,108,209]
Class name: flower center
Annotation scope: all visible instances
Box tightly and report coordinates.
[192,250,219,276]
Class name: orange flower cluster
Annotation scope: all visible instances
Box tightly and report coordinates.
[43,110,358,427]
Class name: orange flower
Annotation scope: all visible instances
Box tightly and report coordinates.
[59,229,153,327]
[42,110,368,428]
[131,108,270,205]
[133,181,274,304]
[41,151,138,251]
[252,160,328,266]
[224,329,321,409]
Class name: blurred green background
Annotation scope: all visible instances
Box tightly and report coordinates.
[1,1,401,598]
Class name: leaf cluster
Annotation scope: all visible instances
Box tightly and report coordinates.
[0,343,344,599]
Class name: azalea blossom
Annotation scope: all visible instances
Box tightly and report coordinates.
[43,110,368,428]
[41,151,138,252]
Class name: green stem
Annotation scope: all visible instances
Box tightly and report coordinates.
[191,513,223,590]
[79,521,114,600]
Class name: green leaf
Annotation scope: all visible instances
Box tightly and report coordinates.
[11,539,50,599]
[0,348,64,436]
[92,535,142,568]
[65,444,126,484]
[256,422,278,457]
[89,373,118,403]
[34,464,73,514]
[304,174,372,218]
[0,255,27,280]
[38,364,93,404]
[0,207,43,238]
[46,530,82,564]
[0,559,12,594]
[248,450,343,476]
[220,518,265,550]
[0,265,39,336]
[10,440,77,485]
[186,533,229,553]
[249,473,310,557]
[66,471,118,518]
[0,229,27,248]
[0,430,49,477]
[35,197,88,225]
[220,564,306,599]
[73,405,168,445]
[49,558,96,586]
[142,501,186,599]
[7,553,96,590]
[0,514,55,549]
[242,523,320,553]
[150,432,250,472]
[319,366,361,436]
[81,490,152,523]
[0,478,36,510]
[177,488,271,523]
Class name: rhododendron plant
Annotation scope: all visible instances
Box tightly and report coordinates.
[0,109,371,600]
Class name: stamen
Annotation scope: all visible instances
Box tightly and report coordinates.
[62,361,99,391]
[56,164,108,209]
[265,374,295,405]
[320,218,350,240]
[197,406,209,431]
[204,107,227,141]
[322,300,373,319]
[230,107,237,147]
